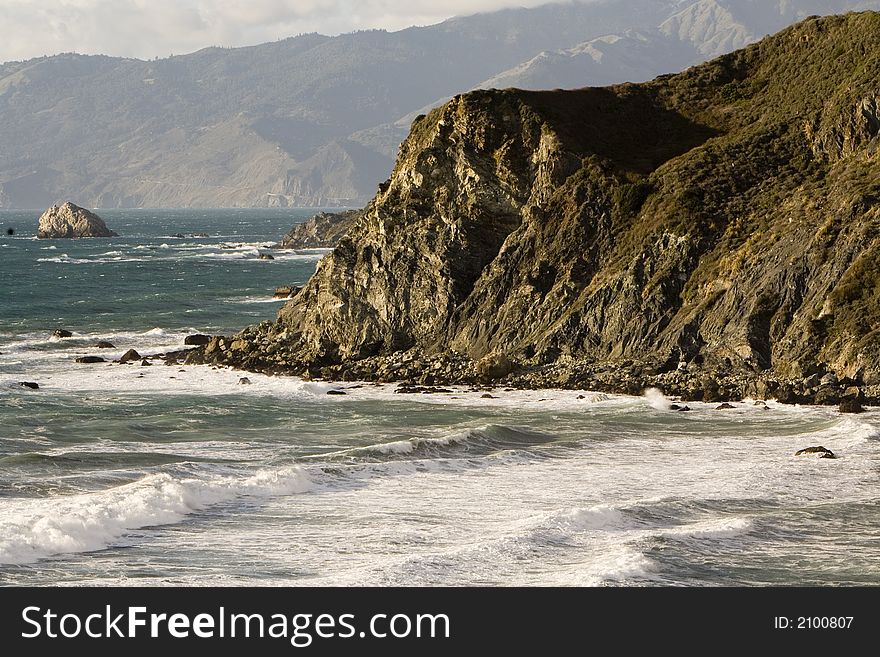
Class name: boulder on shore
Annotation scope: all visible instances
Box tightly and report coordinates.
[839,400,865,414]
[37,202,118,238]
[185,334,211,346]
[476,352,514,380]
[75,356,106,364]
[119,349,141,363]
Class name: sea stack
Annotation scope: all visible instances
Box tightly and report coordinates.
[37,202,118,238]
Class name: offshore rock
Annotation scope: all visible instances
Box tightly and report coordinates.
[37,202,118,238]
[276,210,361,249]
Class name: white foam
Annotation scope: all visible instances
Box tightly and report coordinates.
[237,296,290,304]
[643,387,671,411]
[0,466,314,565]
[568,547,656,586]
[659,516,753,540]
[789,415,880,449]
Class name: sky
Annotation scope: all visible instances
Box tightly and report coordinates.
[0,0,568,64]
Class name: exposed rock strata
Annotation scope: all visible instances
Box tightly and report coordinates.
[189,14,880,406]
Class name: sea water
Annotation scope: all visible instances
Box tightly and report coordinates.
[1,209,878,586]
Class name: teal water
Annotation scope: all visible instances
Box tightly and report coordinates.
[0,208,325,336]
[1,209,879,586]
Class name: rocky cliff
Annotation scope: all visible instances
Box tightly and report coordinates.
[190,13,880,404]
[37,202,118,238]
[275,210,361,249]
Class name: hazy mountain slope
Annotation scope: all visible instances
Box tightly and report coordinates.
[2,0,878,210]
[474,0,880,91]
[0,0,675,209]
[476,30,702,90]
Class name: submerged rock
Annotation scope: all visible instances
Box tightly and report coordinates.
[715,402,735,409]
[37,202,118,238]
[258,253,275,260]
[18,382,40,390]
[53,329,72,338]
[238,377,251,385]
[184,334,211,346]
[95,341,116,349]
[326,389,346,395]
[795,446,836,459]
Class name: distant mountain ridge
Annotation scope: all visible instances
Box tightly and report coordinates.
[1,0,878,209]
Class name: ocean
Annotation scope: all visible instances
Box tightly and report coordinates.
[1,208,878,586]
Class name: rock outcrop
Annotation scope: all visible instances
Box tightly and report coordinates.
[189,13,880,405]
[275,210,361,249]
[37,202,118,238]
[795,446,836,459]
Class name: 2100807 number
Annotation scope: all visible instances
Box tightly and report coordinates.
[774,617,854,629]
[797,617,853,629]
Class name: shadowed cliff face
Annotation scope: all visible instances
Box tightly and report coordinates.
[278,88,715,362]
[273,12,880,382]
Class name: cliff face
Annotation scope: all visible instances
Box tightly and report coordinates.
[213,13,880,392]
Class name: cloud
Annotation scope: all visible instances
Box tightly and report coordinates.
[0,0,566,63]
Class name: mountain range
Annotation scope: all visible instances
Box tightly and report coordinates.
[1,0,878,208]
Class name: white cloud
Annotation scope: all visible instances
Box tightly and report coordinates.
[0,0,568,63]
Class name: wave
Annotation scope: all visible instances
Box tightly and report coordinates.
[324,425,560,461]
[236,296,291,304]
[394,502,755,586]
[657,516,753,540]
[787,415,880,449]
[0,466,314,565]
[36,253,147,264]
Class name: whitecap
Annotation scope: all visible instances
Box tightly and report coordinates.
[0,466,314,565]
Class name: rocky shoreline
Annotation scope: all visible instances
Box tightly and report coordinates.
[165,321,877,411]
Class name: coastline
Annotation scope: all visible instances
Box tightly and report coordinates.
[169,328,879,409]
